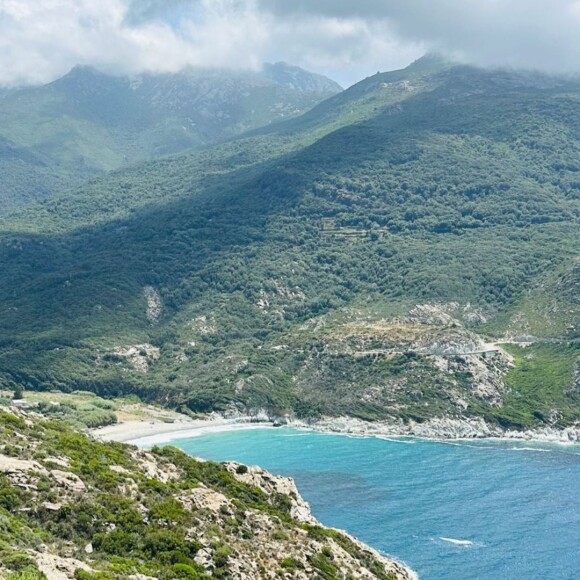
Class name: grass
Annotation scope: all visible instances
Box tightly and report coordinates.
[498,344,580,427]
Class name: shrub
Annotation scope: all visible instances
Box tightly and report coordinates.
[142,529,198,559]
[74,571,97,580]
[3,552,36,571]
[90,399,116,410]
[172,563,205,578]
[77,410,117,429]
[7,568,47,580]
[281,557,300,570]
[0,476,24,510]
[212,545,231,568]
[310,550,339,579]
[93,530,140,555]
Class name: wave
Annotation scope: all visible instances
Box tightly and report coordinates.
[507,446,551,453]
[280,433,311,437]
[375,436,417,444]
[436,441,490,450]
[439,537,475,547]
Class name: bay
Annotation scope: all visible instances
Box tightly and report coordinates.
[169,428,580,579]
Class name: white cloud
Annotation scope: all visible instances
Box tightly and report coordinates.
[0,0,271,85]
[260,0,580,73]
[1,0,580,88]
[0,0,421,87]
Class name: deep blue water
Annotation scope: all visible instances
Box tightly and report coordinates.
[169,428,580,579]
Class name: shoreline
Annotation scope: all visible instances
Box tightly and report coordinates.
[295,416,580,446]
[92,416,273,446]
[92,413,580,448]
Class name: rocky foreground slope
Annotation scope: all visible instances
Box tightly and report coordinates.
[0,410,413,580]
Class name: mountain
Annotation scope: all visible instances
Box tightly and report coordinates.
[0,408,411,579]
[0,56,579,431]
[0,63,341,213]
[262,62,342,93]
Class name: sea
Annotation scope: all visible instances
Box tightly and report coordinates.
[167,427,580,579]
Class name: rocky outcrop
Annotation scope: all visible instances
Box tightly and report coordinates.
[34,552,92,580]
[143,286,162,324]
[302,415,580,443]
[224,461,317,524]
[110,343,160,373]
[50,469,86,492]
[0,410,415,580]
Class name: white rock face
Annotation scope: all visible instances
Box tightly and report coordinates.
[224,461,317,524]
[180,486,232,512]
[143,286,162,323]
[0,455,47,475]
[111,343,160,372]
[50,470,86,492]
[300,415,580,444]
[35,552,92,580]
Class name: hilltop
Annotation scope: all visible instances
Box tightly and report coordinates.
[0,56,579,431]
[0,63,340,212]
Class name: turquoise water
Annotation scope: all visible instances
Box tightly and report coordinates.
[170,428,580,579]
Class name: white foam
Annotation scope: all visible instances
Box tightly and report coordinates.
[440,537,474,546]
[376,436,417,444]
[508,447,551,453]
[280,433,311,437]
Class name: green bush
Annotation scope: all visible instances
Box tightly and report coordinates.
[310,550,339,579]
[7,568,47,580]
[281,557,300,570]
[74,571,97,580]
[2,552,36,571]
[212,545,231,568]
[172,563,206,578]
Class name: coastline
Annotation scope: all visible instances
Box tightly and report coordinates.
[93,415,419,580]
[295,416,580,445]
[92,412,580,447]
[91,411,576,580]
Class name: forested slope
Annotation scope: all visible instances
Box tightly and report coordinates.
[1,56,579,429]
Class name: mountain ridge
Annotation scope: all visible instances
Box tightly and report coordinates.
[0,63,341,213]
[0,57,579,431]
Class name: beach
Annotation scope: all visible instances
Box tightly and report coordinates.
[92,415,274,446]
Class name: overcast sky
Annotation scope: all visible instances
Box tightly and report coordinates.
[2,0,580,87]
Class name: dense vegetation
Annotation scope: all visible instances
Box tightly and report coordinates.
[0,56,579,429]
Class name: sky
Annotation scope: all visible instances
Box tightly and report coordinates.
[2,0,580,88]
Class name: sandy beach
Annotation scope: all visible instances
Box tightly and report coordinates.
[92,416,274,447]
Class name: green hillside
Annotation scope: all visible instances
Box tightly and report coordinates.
[0,409,407,579]
[0,64,341,213]
[1,56,579,430]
